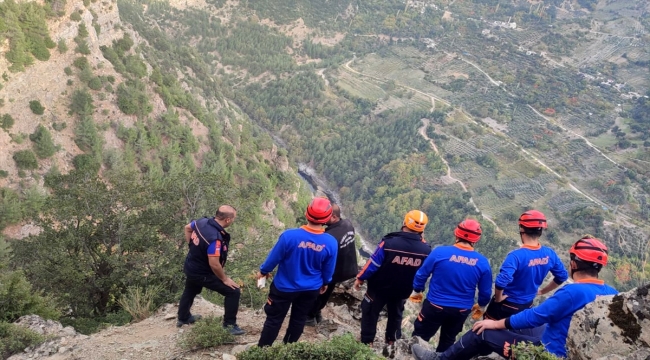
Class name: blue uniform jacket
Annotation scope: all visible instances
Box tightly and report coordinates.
[413,243,493,309]
[495,244,568,304]
[507,279,618,357]
[260,226,338,292]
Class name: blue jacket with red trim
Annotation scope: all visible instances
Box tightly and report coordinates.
[495,244,568,304]
[358,231,431,299]
[184,217,230,276]
[260,226,338,292]
[507,279,617,358]
[413,244,492,309]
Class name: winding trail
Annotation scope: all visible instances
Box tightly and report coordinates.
[418,119,502,233]
[344,58,451,106]
[527,105,626,171]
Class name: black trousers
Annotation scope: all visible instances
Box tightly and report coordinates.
[484,296,533,320]
[258,282,320,347]
[360,289,406,344]
[308,281,337,318]
[177,273,241,326]
[412,301,470,352]
[439,326,545,360]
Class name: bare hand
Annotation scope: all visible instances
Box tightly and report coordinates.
[319,285,328,294]
[223,277,240,289]
[354,279,363,291]
[472,319,497,335]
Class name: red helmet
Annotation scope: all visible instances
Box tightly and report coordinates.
[518,210,547,229]
[305,197,332,225]
[569,236,608,267]
[454,219,482,243]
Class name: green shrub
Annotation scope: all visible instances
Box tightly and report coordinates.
[178,316,235,350]
[0,270,60,322]
[58,39,68,53]
[118,285,162,321]
[117,80,152,118]
[237,334,381,360]
[88,77,103,90]
[29,124,57,159]
[512,342,561,360]
[29,100,45,115]
[72,56,89,71]
[75,41,90,55]
[0,114,14,130]
[70,89,94,117]
[72,154,100,174]
[70,11,81,21]
[0,170,8,178]
[60,310,132,335]
[9,133,26,144]
[0,322,45,359]
[12,150,38,170]
[52,122,67,131]
[64,66,73,76]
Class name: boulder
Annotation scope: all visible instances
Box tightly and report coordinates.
[567,284,650,359]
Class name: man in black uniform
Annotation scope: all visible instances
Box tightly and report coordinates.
[306,204,357,326]
[176,205,245,335]
[354,210,432,345]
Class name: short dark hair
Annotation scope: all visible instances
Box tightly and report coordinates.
[215,205,236,220]
[572,257,602,277]
[520,226,543,238]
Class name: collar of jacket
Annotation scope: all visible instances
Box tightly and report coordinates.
[383,231,424,242]
[207,217,228,236]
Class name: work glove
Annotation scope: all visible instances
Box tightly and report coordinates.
[409,291,424,303]
[471,303,485,320]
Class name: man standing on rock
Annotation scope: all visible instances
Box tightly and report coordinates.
[485,210,568,320]
[306,203,357,326]
[410,219,492,352]
[256,197,338,347]
[354,210,431,345]
[177,205,245,336]
[411,235,618,360]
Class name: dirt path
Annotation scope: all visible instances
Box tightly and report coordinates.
[418,119,502,233]
[343,57,451,107]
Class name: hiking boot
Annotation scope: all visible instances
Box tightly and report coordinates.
[305,317,318,327]
[224,324,246,336]
[176,314,202,327]
[411,344,440,360]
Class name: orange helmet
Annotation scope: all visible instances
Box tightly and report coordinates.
[570,236,608,267]
[518,210,547,229]
[454,219,482,243]
[404,210,428,232]
[305,197,332,225]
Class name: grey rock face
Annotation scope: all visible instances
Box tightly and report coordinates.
[567,284,650,359]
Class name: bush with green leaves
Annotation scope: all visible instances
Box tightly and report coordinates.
[118,285,162,321]
[117,79,152,118]
[237,334,381,360]
[12,150,38,169]
[29,124,57,158]
[1,0,54,71]
[29,100,45,115]
[58,39,68,53]
[178,316,235,350]
[70,11,81,21]
[0,270,60,322]
[0,322,45,359]
[0,114,14,130]
[512,342,561,360]
[70,89,94,117]
[0,170,8,178]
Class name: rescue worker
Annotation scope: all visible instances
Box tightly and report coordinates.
[306,204,357,326]
[256,197,338,347]
[354,210,431,345]
[486,210,568,320]
[177,205,245,335]
[410,219,492,352]
[411,236,618,360]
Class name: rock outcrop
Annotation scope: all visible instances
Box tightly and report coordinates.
[567,284,650,360]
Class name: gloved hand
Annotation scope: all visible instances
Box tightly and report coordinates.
[409,291,423,303]
[471,303,485,320]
